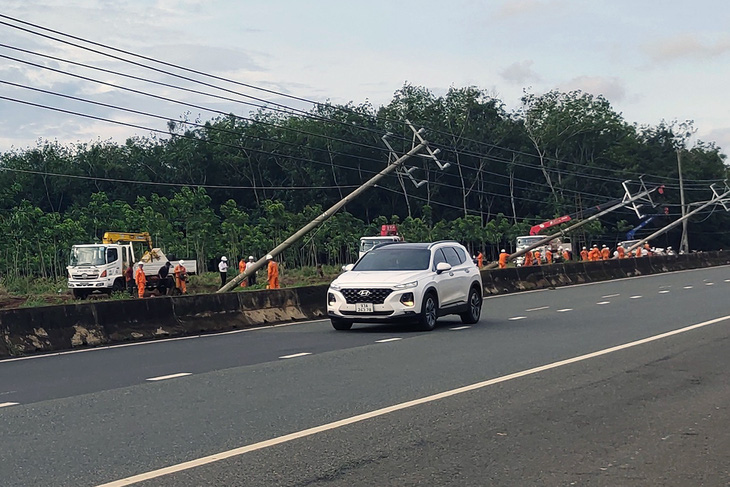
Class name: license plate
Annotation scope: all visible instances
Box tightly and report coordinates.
[355,303,373,313]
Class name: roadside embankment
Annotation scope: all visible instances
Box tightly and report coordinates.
[1,252,728,358]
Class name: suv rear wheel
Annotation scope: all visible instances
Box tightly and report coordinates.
[417,292,438,331]
[460,287,482,324]
[331,318,353,331]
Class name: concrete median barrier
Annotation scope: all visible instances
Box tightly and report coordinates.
[0,285,329,359]
[1,252,728,358]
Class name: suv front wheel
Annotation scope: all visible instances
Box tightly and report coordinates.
[417,292,438,331]
[331,318,353,331]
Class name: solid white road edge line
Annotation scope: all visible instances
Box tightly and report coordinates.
[96,314,730,487]
[278,352,312,359]
[0,402,19,408]
[375,338,402,343]
[146,373,192,382]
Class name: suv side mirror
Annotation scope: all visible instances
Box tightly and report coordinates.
[342,264,354,272]
[435,262,451,274]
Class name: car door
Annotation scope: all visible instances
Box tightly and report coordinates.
[431,248,459,306]
[441,246,470,305]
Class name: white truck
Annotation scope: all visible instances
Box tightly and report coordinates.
[67,232,196,299]
[358,224,403,259]
[514,235,569,265]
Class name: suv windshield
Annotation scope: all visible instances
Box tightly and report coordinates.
[69,246,107,266]
[354,248,430,271]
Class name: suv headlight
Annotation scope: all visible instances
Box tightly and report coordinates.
[394,280,418,289]
[329,282,342,291]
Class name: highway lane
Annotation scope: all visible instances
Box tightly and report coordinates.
[0,265,728,486]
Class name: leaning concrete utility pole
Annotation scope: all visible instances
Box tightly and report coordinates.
[626,183,730,255]
[484,180,662,270]
[218,121,441,293]
[677,149,690,253]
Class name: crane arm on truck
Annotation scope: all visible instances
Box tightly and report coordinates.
[102,232,153,250]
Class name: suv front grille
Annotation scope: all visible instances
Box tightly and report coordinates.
[342,288,392,304]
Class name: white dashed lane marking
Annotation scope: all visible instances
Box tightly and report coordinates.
[659,290,670,294]
[705,282,715,286]
[597,301,610,305]
[525,306,549,312]
[279,353,312,359]
[601,293,620,298]
[683,286,693,289]
[375,338,402,343]
[449,326,471,331]
[0,402,19,408]
[146,373,192,382]
[508,316,526,321]
[556,308,573,313]
[630,295,642,299]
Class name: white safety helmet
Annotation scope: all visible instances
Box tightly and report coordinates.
[248,255,254,261]
[179,260,184,265]
[266,254,273,260]
[501,249,506,253]
[221,256,227,262]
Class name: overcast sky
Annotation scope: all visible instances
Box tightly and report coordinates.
[1,0,729,157]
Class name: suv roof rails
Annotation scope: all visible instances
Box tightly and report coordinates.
[428,240,460,249]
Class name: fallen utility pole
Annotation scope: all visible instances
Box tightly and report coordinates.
[218,122,438,293]
[625,183,730,255]
[484,181,662,270]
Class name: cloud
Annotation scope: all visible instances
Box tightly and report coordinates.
[494,0,565,19]
[557,76,626,103]
[700,126,730,155]
[643,34,730,64]
[500,60,541,84]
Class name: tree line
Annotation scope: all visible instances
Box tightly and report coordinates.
[1,85,727,278]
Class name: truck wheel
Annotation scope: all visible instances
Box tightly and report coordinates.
[73,289,89,300]
[112,279,125,293]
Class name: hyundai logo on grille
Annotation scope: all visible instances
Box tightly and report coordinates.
[358,290,371,297]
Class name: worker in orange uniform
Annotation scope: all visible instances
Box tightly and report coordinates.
[534,250,541,265]
[523,250,533,266]
[588,244,601,262]
[561,247,571,262]
[601,245,610,260]
[174,260,187,294]
[266,254,280,289]
[498,249,509,269]
[644,243,652,256]
[580,246,589,261]
[617,245,626,259]
[476,251,484,269]
[545,248,553,264]
[635,246,642,257]
[238,257,247,287]
[135,263,146,299]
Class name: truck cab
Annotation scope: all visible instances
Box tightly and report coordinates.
[358,224,403,259]
[67,243,133,298]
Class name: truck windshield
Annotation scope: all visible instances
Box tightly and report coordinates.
[354,248,430,271]
[360,238,398,253]
[69,246,107,266]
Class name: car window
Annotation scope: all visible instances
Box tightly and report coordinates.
[432,248,447,270]
[442,246,462,266]
[354,248,431,271]
[453,246,467,263]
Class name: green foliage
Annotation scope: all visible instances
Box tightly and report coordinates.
[0,84,728,280]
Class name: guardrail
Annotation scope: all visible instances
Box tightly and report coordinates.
[1,252,728,358]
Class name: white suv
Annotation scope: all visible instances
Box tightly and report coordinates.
[327,241,483,331]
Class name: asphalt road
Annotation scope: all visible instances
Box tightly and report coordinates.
[1,266,729,486]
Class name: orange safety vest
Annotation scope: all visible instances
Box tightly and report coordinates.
[617,247,625,259]
[601,248,610,260]
[523,252,533,266]
[546,250,553,264]
[498,252,509,269]
[580,250,589,261]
